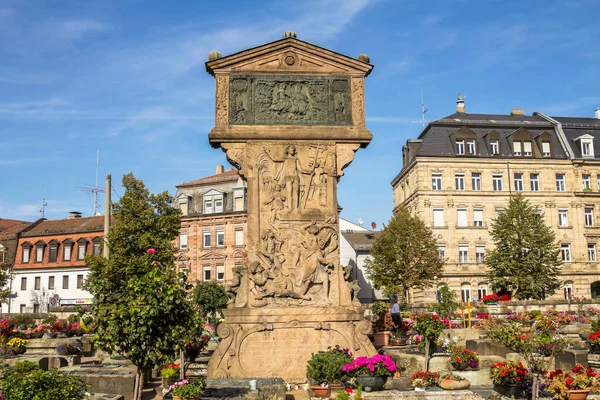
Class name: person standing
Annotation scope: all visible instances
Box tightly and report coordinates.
[390,296,402,334]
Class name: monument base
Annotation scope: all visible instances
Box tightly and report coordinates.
[207,306,376,383]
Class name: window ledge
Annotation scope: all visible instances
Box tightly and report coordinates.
[558,226,573,229]
[233,245,245,248]
[433,226,448,229]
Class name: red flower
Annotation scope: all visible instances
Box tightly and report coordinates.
[345,388,352,394]
[147,248,156,254]
[432,315,439,320]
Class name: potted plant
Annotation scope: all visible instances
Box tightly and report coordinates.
[306,346,353,397]
[546,364,600,400]
[169,379,205,400]
[413,313,446,370]
[439,373,470,390]
[161,361,180,388]
[391,320,413,346]
[489,360,530,399]
[184,335,210,362]
[482,294,501,305]
[342,354,397,392]
[6,337,27,355]
[335,386,362,400]
[409,371,439,391]
[588,330,600,354]
[371,301,392,347]
[449,348,479,371]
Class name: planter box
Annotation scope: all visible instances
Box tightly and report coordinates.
[374,331,390,347]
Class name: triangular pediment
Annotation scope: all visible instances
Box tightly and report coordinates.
[206,37,373,77]
[203,189,224,197]
[198,251,227,261]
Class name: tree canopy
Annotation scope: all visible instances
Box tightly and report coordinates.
[486,194,562,300]
[365,207,443,300]
[85,173,195,398]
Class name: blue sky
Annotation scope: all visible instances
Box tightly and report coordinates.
[1,0,599,228]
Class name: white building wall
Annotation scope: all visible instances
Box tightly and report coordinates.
[9,268,92,313]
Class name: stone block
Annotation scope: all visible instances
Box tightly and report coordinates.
[478,355,505,369]
[362,389,484,399]
[556,349,589,371]
[383,350,425,375]
[439,329,482,348]
[466,339,511,358]
[428,355,449,372]
[453,370,492,386]
[203,378,286,399]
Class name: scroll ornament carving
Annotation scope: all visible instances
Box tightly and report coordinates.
[351,78,365,126]
[222,144,246,176]
[336,143,360,177]
[215,75,229,126]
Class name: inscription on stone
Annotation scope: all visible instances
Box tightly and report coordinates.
[229,75,352,125]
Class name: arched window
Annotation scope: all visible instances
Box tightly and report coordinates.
[461,283,471,303]
[563,281,573,300]
[477,283,488,301]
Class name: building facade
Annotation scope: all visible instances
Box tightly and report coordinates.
[10,213,103,313]
[175,165,248,283]
[392,102,600,303]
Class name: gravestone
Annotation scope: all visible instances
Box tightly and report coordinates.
[205,32,376,382]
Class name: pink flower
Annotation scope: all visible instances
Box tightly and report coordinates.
[147,248,156,254]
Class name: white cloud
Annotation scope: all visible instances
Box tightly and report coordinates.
[53,18,108,41]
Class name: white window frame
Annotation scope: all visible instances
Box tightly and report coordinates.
[433,208,445,228]
[35,245,43,263]
[77,242,86,260]
[204,199,213,214]
[477,284,488,301]
[561,244,572,262]
[457,208,468,227]
[455,139,465,155]
[556,174,566,192]
[216,265,225,281]
[466,139,476,154]
[490,139,499,155]
[22,246,30,263]
[432,173,442,191]
[514,173,524,192]
[216,229,225,247]
[471,173,481,191]
[214,198,223,213]
[235,229,244,246]
[513,141,522,156]
[530,173,539,192]
[558,209,569,227]
[459,245,468,264]
[564,281,573,299]
[523,141,532,156]
[542,141,551,157]
[473,208,484,227]
[437,244,446,260]
[203,266,211,281]
[461,283,471,302]
[179,232,188,250]
[582,139,594,157]
[63,243,72,261]
[583,174,591,190]
[588,244,597,262]
[585,208,594,227]
[233,188,245,212]
[495,208,505,217]
[203,231,211,248]
[455,173,465,191]
[476,245,485,263]
[492,174,503,191]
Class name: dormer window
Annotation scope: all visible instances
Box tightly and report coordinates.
[35,241,46,263]
[77,239,88,260]
[202,190,224,215]
[542,141,551,157]
[232,177,247,212]
[466,139,476,154]
[177,195,191,216]
[49,240,59,262]
[523,141,532,156]
[22,243,31,263]
[513,141,522,156]
[582,139,594,157]
[490,139,499,155]
[455,140,465,155]
[92,237,102,256]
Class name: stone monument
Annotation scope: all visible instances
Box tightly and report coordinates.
[205,32,376,382]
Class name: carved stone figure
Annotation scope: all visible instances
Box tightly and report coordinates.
[343,264,361,306]
[225,265,243,305]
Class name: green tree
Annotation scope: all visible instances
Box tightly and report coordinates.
[486,194,562,300]
[192,280,228,327]
[429,284,459,319]
[365,207,443,302]
[85,173,194,400]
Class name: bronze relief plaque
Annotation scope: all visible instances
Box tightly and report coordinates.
[229,75,352,125]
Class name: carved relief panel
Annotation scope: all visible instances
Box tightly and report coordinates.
[229,75,352,125]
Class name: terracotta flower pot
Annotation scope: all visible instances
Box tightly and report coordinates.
[568,389,591,400]
[310,385,328,398]
[439,378,470,390]
[373,331,390,347]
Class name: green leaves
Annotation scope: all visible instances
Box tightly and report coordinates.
[85,174,194,370]
[486,194,562,300]
[365,207,443,299]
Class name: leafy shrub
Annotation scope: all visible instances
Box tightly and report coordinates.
[56,343,69,355]
[306,347,353,385]
[9,314,35,330]
[0,368,89,400]
[371,301,388,317]
[42,314,58,325]
[192,281,228,326]
[67,340,83,355]
[12,361,40,375]
[67,314,80,324]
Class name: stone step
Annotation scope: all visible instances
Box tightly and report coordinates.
[88,394,125,400]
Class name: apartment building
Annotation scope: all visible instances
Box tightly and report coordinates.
[392,101,600,303]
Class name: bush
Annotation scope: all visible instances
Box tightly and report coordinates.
[56,343,69,355]
[12,361,40,375]
[0,368,89,400]
[42,314,58,325]
[67,314,80,324]
[192,281,228,326]
[9,314,36,330]
[68,340,83,355]
[306,347,353,385]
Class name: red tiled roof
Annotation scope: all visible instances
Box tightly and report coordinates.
[177,169,239,188]
[21,216,104,238]
[0,219,32,239]
[0,219,30,232]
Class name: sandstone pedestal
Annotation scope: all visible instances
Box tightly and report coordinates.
[204,32,376,382]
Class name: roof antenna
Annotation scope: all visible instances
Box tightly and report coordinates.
[39,198,48,219]
[78,151,105,216]
[411,88,431,129]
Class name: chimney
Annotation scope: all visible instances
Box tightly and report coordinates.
[510,108,524,116]
[596,108,600,119]
[456,93,465,114]
[216,165,224,174]
[69,211,82,219]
